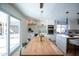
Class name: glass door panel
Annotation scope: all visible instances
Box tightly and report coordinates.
[10,16,20,53]
[0,11,8,56]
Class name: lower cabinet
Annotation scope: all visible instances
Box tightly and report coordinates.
[56,34,67,54]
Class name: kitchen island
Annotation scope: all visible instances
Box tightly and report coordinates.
[56,34,79,55]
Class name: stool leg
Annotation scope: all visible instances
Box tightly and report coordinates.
[76,46,79,56]
[75,46,76,56]
[75,46,77,56]
[75,46,78,56]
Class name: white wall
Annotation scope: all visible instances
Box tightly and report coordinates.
[27,19,48,40]
[20,20,28,43]
[68,18,79,30]
[28,24,47,33]
[0,3,28,44]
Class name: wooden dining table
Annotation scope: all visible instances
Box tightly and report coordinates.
[20,35,64,56]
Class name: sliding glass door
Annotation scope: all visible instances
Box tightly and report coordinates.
[0,10,20,56]
[0,11,8,56]
[10,16,20,53]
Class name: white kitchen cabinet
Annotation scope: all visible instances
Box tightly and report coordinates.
[56,34,67,54]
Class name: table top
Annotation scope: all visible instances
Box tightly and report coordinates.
[21,36,64,56]
[67,36,79,39]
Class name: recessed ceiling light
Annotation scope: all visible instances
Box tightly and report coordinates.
[40,3,44,9]
[41,10,43,13]
[77,12,79,14]
[66,11,69,14]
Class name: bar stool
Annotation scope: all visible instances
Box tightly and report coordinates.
[28,38,31,41]
[34,33,38,37]
[69,39,79,56]
[22,42,27,48]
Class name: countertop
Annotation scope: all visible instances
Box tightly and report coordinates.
[56,34,79,38]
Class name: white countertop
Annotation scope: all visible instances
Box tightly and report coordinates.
[56,34,79,38]
[56,34,69,37]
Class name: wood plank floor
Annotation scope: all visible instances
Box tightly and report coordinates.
[21,36,64,56]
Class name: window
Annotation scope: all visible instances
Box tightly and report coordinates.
[0,10,20,56]
[56,25,61,33]
[56,25,67,34]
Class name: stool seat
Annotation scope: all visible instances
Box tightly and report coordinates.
[69,39,79,46]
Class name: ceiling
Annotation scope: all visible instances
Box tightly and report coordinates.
[13,3,79,22]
